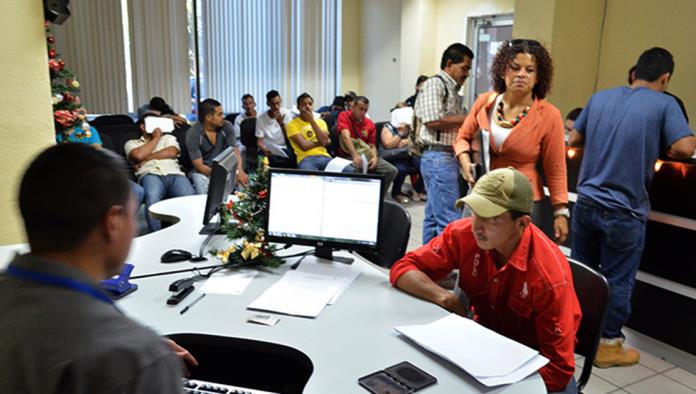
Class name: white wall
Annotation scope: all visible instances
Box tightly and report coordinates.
[360,0,403,122]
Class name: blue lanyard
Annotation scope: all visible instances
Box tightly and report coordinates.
[6,265,114,305]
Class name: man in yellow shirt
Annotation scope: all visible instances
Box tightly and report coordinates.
[286,93,355,172]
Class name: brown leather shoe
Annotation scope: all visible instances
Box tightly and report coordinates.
[593,340,640,368]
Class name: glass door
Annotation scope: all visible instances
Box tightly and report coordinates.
[467,14,513,109]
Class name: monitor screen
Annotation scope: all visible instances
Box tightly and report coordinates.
[200,146,237,234]
[265,169,383,257]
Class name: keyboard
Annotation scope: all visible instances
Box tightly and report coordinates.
[183,378,278,394]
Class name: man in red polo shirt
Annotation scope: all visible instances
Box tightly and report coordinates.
[390,167,581,393]
[336,96,397,197]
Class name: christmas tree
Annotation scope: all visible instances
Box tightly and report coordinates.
[215,157,284,268]
[45,21,91,140]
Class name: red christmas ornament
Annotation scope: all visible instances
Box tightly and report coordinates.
[258,190,268,199]
[54,110,77,127]
[58,59,65,69]
[48,49,56,59]
[47,35,55,44]
[48,59,61,72]
[44,20,49,28]
[63,93,73,102]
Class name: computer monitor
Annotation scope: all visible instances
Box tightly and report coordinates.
[265,169,383,263]
[200,146,237,235]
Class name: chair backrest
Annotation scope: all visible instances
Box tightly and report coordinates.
[374,121,388,152]
[225,112,240,124]
[173,124,192,173]
[97,124,142,159]
[568,257,611,392]
[90,114,135,129]
[240,118,258,149]
[357,200,411,268]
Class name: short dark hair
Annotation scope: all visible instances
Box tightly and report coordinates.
[566,107,583,121]
[198,98,222,122]
[149,96,167,111]
[296,92,313,107]
[490,39,554,99]
[354,96,369,106]
[509,209,527,220]
[19,144,131,253]
[440,43,474,70]
[634,47,674,83]
[331,96,345,108]
[241,94,254,102]
[266,90,280,102]
[416,75,428,86]
[344,91,357,102]
[627,65,637,85]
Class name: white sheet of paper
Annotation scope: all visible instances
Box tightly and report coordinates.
[201,269,257,295]
[395,314,548,386]
[247,270,347,317]
[295,261,360,304]
[390,106,414,128]
[360,154,368,174]
[145,116,175,133]
[265,141,289,158]
[476,354,549,386]
[481,129,491,173]
[324,157,354,173]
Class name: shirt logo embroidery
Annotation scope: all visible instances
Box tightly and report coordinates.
[472,253,480,277]
[520,281,529,298]
[361,129,368,138]
[307,130,314,138]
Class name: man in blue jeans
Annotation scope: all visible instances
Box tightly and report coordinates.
[415,43,473,244]
[569,47,695,368]
[125,110,195,231]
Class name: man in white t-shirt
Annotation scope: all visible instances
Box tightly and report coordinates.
[255,90,296,167]
[233,94,257,142]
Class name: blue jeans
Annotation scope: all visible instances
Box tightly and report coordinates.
[420,150,461,244]
[299,155,356,173]
[130,180,144,206]
[188,172,209,195]
[390,156,424,197]
[140,174,195,231]
[571,197,646,339]
[550,376,578,394]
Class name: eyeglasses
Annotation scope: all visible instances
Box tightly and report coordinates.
[510,39,541,47]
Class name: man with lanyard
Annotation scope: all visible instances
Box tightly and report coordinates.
[415,43,474,244]
[569,47,696,367]
[0,144,197,393]
[336,95,397,197]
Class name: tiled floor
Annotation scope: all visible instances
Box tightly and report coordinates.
[399,198,696,393]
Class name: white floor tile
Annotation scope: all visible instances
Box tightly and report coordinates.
[581,374,619,394]
[665,368,696,390]
[624,374,696,394]
[592,363,656,388]
[638,351,674,373]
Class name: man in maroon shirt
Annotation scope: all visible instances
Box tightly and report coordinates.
[390,167,581,393]
[336,96,397,197]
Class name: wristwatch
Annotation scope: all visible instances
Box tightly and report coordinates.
[554,207,571,218]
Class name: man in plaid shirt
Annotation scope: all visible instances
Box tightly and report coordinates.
[415,43,473,244]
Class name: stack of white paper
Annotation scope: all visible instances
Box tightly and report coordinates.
[295,261,360,304]
[394,314,549,387]
[247,266,359,317]
[201,269,257,295]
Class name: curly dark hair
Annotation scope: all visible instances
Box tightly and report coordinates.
[490,39,554,99]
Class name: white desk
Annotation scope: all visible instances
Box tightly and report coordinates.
[1,195,546,393]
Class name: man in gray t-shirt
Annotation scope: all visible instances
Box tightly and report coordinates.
[0,144,197,393]
[186,98,248,194]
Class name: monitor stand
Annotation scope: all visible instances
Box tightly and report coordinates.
[199,220,226,235]
[314,245,354,264]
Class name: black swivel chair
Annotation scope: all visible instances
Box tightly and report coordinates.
[173,124,192,173]
[225,112,241,125]
[568,257,611,393]
[357,200,411,268]
[90,114,135,129]
[240,117,258,171]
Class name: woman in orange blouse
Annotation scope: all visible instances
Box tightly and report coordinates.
[454,39,569,243]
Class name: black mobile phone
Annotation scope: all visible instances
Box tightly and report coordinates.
[358,361,437,393]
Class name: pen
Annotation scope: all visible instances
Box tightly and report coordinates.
[180,293,206,315]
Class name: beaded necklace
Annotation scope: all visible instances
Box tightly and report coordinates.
[495,99,531,128]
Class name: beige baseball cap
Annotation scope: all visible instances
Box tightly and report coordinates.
[455,167,533,218]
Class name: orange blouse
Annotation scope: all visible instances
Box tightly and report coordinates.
[453,91,568,205]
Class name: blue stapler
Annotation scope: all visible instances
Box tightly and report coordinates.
[100,263,138,299]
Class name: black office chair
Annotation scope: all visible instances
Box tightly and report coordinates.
[173,123,192,173]
[96,124,141,159]
[568,257,611,393]
[374,121,388,152]
[225,112,241,124]
[90,114,135,129]
[167,333,313,394]
[357,200,411,268]
[99,132,115,152]
[240,117,258,171]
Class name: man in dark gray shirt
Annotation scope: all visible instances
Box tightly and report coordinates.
[0,144,196,393]
[186,98,248,194]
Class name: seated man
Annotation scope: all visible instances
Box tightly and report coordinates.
[0,143,196,393]
[125,110,195,231]
[390,168,581,394]
[138,96,188,127]
[255,90,295,168]
[287,93,351,172]
[337,96,397,197]
[233,93,257,140]
[186,98,248,194]
[564,107,582,142]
